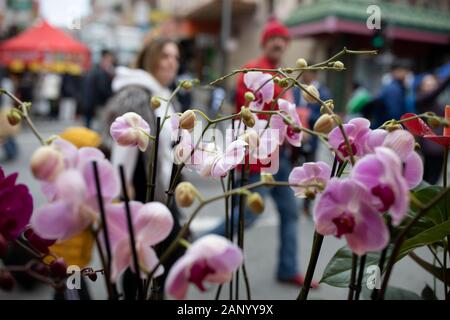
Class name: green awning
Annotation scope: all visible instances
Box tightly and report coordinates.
[285,0,450,36]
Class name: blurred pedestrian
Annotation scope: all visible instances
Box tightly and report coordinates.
[100,38,185,298]
[365,60,412,128]
[415,73,450,184]
[83,49,115,128]
[0,68,19,161]
[206,18,317,287]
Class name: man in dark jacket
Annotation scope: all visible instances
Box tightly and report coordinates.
[82,49,115,128]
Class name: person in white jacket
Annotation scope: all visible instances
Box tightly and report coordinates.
[100,38,184,298]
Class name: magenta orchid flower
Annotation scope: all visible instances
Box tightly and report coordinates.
[165,234,243,300]
[364,129,423,189]
[31,140,119,240]
[243,72,274,110]
[110,112,151,152]
[314,178,389,256]
[0,167,33,241]
[288,161,331,198]
[351,147,409,225]
[328,118,371,161]
[270,98,303,147]
[105,201,173,281]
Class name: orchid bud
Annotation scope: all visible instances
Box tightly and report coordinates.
[414,142,421,151]
[150,96,161,110]
[241,107,255,128]
[87,272,98,282]
[30,146,64,181]
[0,234,7,258]
[175,182,197,208]
[244,91,255,102]
[296,58,308,68]
[279,78,289,88]
[0,270,15,291]
[304,189,316,200]
[313,114,335,134]
[273,77,281,84]
[303,85,320,103]
[241,130,259,149]
[247,192,265,214]
[285,68,293,74]
[7,109,21,126]
[179,110,197,131]
[49,258,68,279]
[261,172,274,183]
[386,123,403,132]
[333,61,344,70]
[320,99,335,114]
[181,80,193,90]
[427,116,441,129]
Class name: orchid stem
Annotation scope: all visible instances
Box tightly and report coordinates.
[0,89,45,145]
[297,157,340,300]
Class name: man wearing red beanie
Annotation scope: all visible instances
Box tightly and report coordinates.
[207,18,318,288]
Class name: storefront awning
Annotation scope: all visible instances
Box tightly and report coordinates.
[285,0,450,45]
[182,0,256,22]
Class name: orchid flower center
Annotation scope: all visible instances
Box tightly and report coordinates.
[286,125,298,139]
[337,141,357,159]
[189,260,215,291]
[254,91,263,104]
[332,212,355,238]
[371,184,395,212]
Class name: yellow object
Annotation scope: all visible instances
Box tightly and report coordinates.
[59,127,102,148]
[9,59,25,73]
[49,229,95,268]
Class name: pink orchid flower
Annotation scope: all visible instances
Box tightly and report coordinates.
[352,147,409,225]
[364,129,423,189]
[105,201,173,281]
[165,234,243,300]
[226,119,279,164]
[189,139,248,178]
[288,161,331,198]
[243,72,274,110]
[314,178,389,256]
[110,112,151,152]
[31,140,119,240]
[328,118,371,161]
[269,98,303,147]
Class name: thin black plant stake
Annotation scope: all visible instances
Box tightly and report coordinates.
[149,117,163,299]
[119,165,143,300]
[347,254,358,300]
[92,161,115,299]
[354,254,367,300]
[147,116,161,202]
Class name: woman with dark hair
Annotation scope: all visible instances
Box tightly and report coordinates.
[100,38,185,299]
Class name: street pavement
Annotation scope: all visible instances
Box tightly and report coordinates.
[0,119,446,300]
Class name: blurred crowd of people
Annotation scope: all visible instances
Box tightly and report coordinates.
[0,16,449,299]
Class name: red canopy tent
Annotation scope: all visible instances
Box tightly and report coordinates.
[0,20,91,74]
